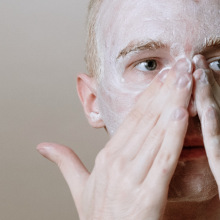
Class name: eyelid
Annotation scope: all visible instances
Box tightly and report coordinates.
[132,57,158,68]
[134,59,162,74]
[126,54,170,72]
[207,56,220,63]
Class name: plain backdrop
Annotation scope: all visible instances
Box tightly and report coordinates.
[0,0,108,219]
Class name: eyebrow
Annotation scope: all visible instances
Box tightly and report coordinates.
[116,40,167,59]
[202,37,220,53]
[116,37,220,60]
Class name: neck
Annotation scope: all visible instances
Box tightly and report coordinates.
[163,195,220,220]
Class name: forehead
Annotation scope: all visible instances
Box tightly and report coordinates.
[96,0,220,58]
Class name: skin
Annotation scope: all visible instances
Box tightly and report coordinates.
[37,0,220,219]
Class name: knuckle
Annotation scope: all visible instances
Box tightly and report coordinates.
[203,108,220,136]
[141,109,158,125]
[110,155,127,174]
[156,152,176,174]
[95,148,108,167]
[208,138,220,157]
[54,147,75,169]
[213,151,220,161]
[148,129,163,142]
[95,148,127,169]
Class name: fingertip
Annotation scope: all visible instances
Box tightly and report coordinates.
[36,144,46,156]
[37,142,63,151]
[174,58,192,74]
[37,142,89,204]
[37,142,50,150]
[193,54,209,69]
[36,142,82,166]
[36,142,57,162]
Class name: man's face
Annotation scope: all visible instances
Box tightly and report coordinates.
[95,0,220,202]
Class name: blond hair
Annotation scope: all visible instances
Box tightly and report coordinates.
[85,0,103,79]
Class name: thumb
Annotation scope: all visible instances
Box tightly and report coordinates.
[37,142,89,208]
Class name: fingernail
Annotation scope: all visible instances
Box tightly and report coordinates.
[193,54,209,69]
[175,58,192,74]
[193,55,200,66]
[175,59,192,88]
[37,143,52,157]
[194,69,209,84]
[176,74,191,88]
[172,108,187,121]
[37,147,47,156]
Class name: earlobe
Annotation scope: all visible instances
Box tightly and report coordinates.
[77,73,105,128]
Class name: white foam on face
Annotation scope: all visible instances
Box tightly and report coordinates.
[170,43,186,61]
[95,0,220,135]
[90,112,101,122]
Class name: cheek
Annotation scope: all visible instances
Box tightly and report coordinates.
[97,79,143,135]
[213,73,220,85]
[123,66,158,86]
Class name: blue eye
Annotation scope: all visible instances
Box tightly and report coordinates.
[209,59,220,72]
[136,60,157,72]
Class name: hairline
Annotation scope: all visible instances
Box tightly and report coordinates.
[85,0,104,80]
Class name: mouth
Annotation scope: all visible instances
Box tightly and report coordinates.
[179,135,207,161]
[180,145,206,161]
[179,117,207,161]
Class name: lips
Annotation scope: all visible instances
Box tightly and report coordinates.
[180,133,206,161]
[180,147,206,161]
[183,135,204,147]
[179,116,207,160]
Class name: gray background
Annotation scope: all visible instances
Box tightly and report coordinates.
[0,0,108,219]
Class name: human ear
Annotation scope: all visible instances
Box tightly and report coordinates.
[77,73,105,128]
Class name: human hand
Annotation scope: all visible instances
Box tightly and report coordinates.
[193,55,220,196]
[37,59,192,220]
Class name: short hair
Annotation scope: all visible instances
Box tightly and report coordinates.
[85,0,103,79]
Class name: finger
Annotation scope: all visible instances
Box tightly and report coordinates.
[37,142,89,208]
[129,122,164,182]
[201,107,220,194]
[193,55,220,194]
[126,59,191,169]
[193,54,220,107]
[160,58,192,108]
[106,68,169,153]
[119,59,192,159]
[194,68,218,121]
[135,58,192,114]
[144,107,188,195]
[193,54,210,70]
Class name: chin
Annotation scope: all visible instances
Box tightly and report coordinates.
[168,186,218,203]
[167,157,218,203]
